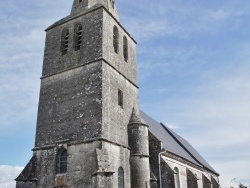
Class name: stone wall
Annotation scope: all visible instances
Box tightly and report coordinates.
[211,176,220,188]
[17,141,131,188]
[36,5,138,149]
[102,62,139,147]
[36,62,103,147]
[18,5,137,188]
[160,154,220,188]
[102,10,137,85]
[148,132,162,186]
[161,160,175,188]
[202,174,211,188]
[186,168,198,188]
[43,8,103,77]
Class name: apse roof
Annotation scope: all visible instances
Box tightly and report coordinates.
[140,110,219,175]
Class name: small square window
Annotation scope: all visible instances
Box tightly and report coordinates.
[118,90,123,108]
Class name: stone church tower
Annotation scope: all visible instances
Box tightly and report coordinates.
[16,0,150,187]
[16,1,221,188]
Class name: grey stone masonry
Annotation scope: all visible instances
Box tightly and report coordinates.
[36,5,137,148]
[17,1,139,187]
[15,0,220,187]
[36,62,103,147]
[42,8,103,77]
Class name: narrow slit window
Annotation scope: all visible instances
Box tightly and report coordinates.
[118,90,123,108]
[174,167,180,188]
[56,149,68,174]
[75,24,83,51]
[113,26,119,54]
[118,167,124,188]
[123,36,128,62]
[61,29,69,55]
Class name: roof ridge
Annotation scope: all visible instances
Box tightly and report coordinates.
[140,110,219,175]
[160,123,219,176]
[160,123,204,167]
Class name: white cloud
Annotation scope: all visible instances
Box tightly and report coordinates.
[0,166,23,188]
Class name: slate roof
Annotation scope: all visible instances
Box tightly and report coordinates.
[140,111,219,175]
[15,156,37,182]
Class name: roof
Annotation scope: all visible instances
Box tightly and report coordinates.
[140,110,219,175]
[15,156,37,182]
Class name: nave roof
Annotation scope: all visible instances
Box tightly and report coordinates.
[140,110,219,176]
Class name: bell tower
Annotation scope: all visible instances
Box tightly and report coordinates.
[71,0,119,19]
[16,0,150,188]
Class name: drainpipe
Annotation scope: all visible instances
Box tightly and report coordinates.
[158,150,166,188]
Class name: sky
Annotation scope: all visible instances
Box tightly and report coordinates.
[0,0,250,187]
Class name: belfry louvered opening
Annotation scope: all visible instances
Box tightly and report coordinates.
[123,36,128,62]
[75,24,83,51]
[113,26,119,53]
[61,29,69,55]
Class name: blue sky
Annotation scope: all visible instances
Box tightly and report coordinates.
[0,0,250,187]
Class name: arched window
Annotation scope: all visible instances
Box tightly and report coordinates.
[118,167,124,188]
[56,149,68,174]
[123,36,128,62]
[113,26,119,54]
[79,0,83,3]
[174,167,180,188]
[61,29,69,55]
[75,24,83,51]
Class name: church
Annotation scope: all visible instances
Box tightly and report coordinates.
[15,0,220,188]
